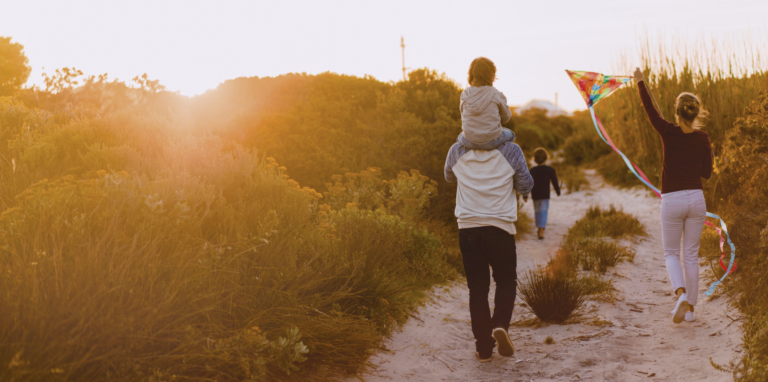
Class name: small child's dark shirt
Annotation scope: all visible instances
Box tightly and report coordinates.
[529,165,560,200]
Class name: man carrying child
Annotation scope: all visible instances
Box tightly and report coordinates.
[444,57,533,362]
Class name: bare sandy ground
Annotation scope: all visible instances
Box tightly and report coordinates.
[349,169,742,382]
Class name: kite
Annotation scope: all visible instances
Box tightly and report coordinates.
[565,70,736,296]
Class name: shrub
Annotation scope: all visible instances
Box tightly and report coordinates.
[517,268,587,324]
[562,132,611,166]
[593,153,644,189]
[550,162,589,194]
[567,205,646,239]
[0,111,459,381]
[565,238,635,273]
[708,82,768,380]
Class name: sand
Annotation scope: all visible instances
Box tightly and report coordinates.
[349,169,742,382]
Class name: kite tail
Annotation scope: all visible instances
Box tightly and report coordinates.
[588,107,660,196]
[703,212,737,296]
[587,106,736,295]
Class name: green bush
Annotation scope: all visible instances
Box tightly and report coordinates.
[562,132,611,166]
[550,162,589,194]
[0,111,458,381]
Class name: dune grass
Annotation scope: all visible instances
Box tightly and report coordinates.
[519,205,643,324]
[517,269,587,324]
[564,238,636,273]
[567,205,647,240]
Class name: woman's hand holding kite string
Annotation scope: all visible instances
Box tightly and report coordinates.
[634,67,645,83]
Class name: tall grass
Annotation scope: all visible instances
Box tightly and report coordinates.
[594,36,767,189]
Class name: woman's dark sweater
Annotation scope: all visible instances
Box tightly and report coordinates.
[528,165,560,200]
[638,81,713,194]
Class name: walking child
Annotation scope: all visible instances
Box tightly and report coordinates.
[523,148,560,239]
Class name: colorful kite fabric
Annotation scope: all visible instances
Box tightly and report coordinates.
[565,70,736,296]
[566,70,631,107]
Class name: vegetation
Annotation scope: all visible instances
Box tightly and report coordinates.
[0,36,31,96]
[704,85,768,381]
[590,39,768,379]
[0,105,462,380]
[566,205,646,239]
[0,48,575,379]
[550,162,589,194]
[565,238,635,273]
[517,269,587,324]
[519,205,644,324]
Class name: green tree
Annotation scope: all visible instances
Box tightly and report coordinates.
[0,37,31,96]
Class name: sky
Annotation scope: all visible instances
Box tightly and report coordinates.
[2,0,767,111]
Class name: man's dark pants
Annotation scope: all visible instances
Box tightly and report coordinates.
[458,226,517,357]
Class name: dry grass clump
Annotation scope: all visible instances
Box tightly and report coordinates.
[517,268,587,324]
[565,238,636,273]
[544,336,555,344]
[567,205,646,239]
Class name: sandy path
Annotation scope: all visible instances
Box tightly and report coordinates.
[350,169,742,382]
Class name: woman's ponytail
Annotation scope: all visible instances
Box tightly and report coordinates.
[675,92,709,130]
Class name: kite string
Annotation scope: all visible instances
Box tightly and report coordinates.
[587,105,736,296]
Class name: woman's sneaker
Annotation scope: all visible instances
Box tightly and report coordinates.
[475,352,492,363]
[492,328,515,357]
[685,311,695,322]
[671,293,691,324]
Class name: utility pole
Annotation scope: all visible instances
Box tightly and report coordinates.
[555,92,559,109]
[401,36,407,82]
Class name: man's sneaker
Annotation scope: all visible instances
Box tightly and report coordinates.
[685,311,695,322]
[475,351,492,363]
[492,328,515,357]
[671,293,691,324]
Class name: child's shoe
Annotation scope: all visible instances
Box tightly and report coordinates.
[685,311,695,322]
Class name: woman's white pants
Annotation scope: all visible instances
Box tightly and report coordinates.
[661,189,706,306]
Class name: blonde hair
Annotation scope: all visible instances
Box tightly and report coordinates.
[675,92,709,130]
[467,57,496,87]
[533,148,549,165]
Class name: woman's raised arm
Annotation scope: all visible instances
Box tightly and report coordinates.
[635,68,671,136]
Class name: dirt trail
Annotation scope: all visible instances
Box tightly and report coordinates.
[350,169,742,382]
